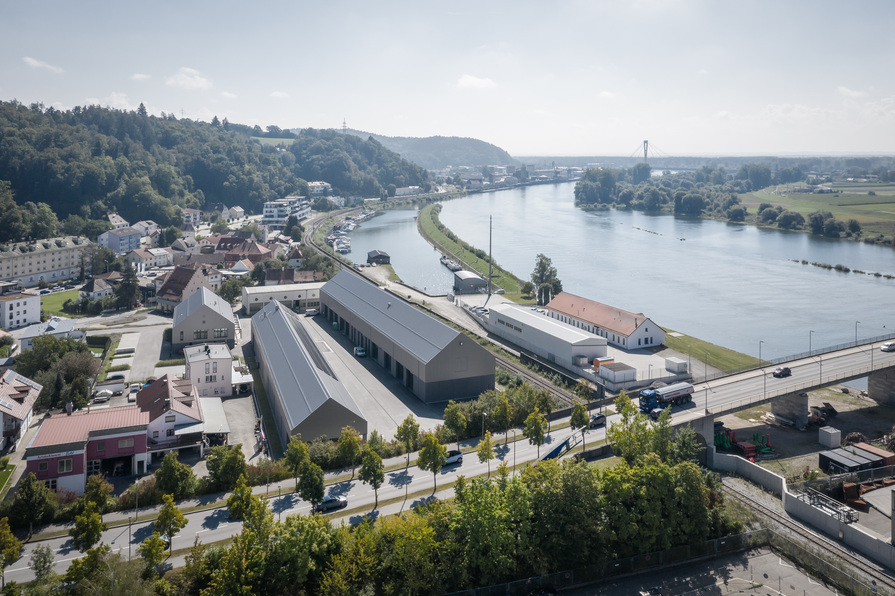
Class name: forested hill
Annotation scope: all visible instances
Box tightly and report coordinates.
[339,128,517,169]
[0,101,429,235]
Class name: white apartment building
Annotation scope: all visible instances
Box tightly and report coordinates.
[0,236,89,288]
[261,196,310,231]
[184,343,234,397]
[0,282,40,330]
[308,181,332,196]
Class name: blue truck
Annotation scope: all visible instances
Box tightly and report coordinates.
[639,382,695,418]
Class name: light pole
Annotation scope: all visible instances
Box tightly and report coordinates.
[481,412,487,437]
[759,340,764,368]
[512,430,517,468]
[278,484,282,522]
[688,345,692,375]
[648,363,652,380]
[856,321,860,345]
[128,515,132,561]
[809,330,814,354]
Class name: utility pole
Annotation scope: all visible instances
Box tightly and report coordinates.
[488,215,493,296]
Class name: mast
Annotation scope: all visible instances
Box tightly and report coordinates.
[488,215,493,296]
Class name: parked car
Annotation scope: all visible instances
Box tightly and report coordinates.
[588,413,607,428]
[314,495,348,513]
[305,308,319,317]
[881,342,895,352]
[353,346,366,357]
[106,374,125,381]
[93,390,112,403]
[772,366,792,378]
[494,288,505,294]
[445,450,463,465]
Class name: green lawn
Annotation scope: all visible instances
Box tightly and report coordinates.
[0,465,15,500]
[40,289,86,318]
[662,328,758,373]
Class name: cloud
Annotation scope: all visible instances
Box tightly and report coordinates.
[23,56,63,74]
[221,91,238,100]
[599,90,616,99]
[697,68,708,76]
[836,85,866,99]
[84,92,133,110]
[130,73,151,81]
[456,74,496,89]
[269,91,289,99]
[165,67,212,90]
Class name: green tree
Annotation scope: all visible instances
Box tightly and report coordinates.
[138,531,169,580]
[569,402,590,452]
[115,263,140,309]
[337,426,362,478]
[535,390,554,434]
[12,473,52,536]
[284,434,310,491]
[298,462,325,510]
[606,391,654,465]
[669,425,703,465]
[495,394,512,444]
[530,253,562,305]
[206,444,247,492]
[395,414,419,468]
[29,543,54,582]
[417,432,447,493]
[358,447,385,509]
[476,430,495,477]
[14,335,91,379]
[81,474,113,516]
[443,400,467,448]
[218,276,252,303]
[154,450,198,499]
[155,494,187,552]
[227,474,259,521]
[68,375,89,409]
[650,407,674,462]
[210,219,230,235]
[0,518,21,565]
[69,502,107,553]
[260,514,341,594]
[574,377,592,403]
[523,409,547,458]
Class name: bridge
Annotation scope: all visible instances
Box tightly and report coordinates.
[670,336,895,458]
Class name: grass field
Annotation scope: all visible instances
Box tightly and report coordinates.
[0,464,15,500]
[251,136,295,147]
[662,328,757,373]
[40,289,86,318]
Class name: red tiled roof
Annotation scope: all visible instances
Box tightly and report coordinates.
[0,370,42,422]
[545,292,652,337]
[136,375,202,423]
[30,405,149,448]
[156,266,199,301]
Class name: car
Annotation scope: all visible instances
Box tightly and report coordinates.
[40,289,50,295]
[772,366,791,378]
[93,390,112,403]
[881,342,895,352]
[314,495,348,513]
[445,450,463,465]
[305,308,319,316]
[649,408,665,421]
[494,288,505,294]
[147,272,157,277]
[588,413,607,428]
[353,346,366,357]
[106,374,125,381]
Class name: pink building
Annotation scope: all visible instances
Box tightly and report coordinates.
[24,406,149,494]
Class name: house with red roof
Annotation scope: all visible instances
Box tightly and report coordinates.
[545,292,664,349]
[155,264,221,313]
[0,370,42,451]
[136,375,205,459]
[24,405,149,494]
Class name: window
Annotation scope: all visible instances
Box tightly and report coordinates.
[212,361,217,373]
[87,459,101,475]
[179,331,184,341]
[205,375,216,383]
[194,330,208,340]
[166,429,175,437]
[97,441,105,452]
[119,438,134,449]
[165,414,176,423]
[213,328,228,339]
[44,479,57,491]
[153,431,159,438]
[205,362,210,374]
[38,461,48,472]
[58,459,73,474]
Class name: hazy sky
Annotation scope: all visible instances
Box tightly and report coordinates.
[3,1,895,156]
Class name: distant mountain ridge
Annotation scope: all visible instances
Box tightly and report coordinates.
[338,128,518,170]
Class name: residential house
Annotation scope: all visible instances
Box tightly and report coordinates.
[182,208,202,227]
[135,375,205,458]
[98,227,142,255]
[261,196,310,231]
[214,235,246,255]
[178,223,197,240]
[132,220,159,236]
[545,292,665,349]
[20,317,86,351]
[366,250,390,265]
[223,240,271,268]
[229,259,254,275]
[79,278,114,301]
[108,213,129,229]
[170,236,200,256]
[308,181,331,196]
[25,406,150,493]
[264,268,323,285]
[286,247,303,268]
[0,236,89,287]
[155,265,221,313]
[126,248,173,273]
[228,206,245,221]
[172,287,236,351]
[0,282,40,330]
[184,343,233,397]
[0,369,42,451]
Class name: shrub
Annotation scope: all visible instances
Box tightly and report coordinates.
[0,456,8,470]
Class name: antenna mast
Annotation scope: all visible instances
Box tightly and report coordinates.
[488,215,493,296]
[643,140,649,162]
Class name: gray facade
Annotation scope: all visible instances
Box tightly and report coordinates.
[320,271,495,404]
[173,287,236,351]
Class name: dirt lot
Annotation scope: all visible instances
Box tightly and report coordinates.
[715,385,895,480]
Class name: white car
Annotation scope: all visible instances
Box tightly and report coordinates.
[881,342,895,352]
[445,450,463,465]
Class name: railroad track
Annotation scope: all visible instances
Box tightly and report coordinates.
[496,356,578,407]
[724,480,895,594]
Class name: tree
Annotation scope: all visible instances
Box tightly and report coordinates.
[535,390,554,434]
[358,447,385,509]
[395,414,420,468]
[0,519,21,565]
[210,219,230,235]
[115,263,140,309]
[337,427,362,478]
[228,474,260,521]
[14,335,91,379]
[650,407,674,463]
[520,281,534,295]
[417,432,447,492]
[218,275,252,303]
[155,494,187,552]
[12,473,52,535]
[29,543,54,582]
[68,375,89,409]
[530,253,562,306]
[476,431,495,477]
[137,102,148,116]
[70,502,107,553]
[523,409,547,458]
[606,391,654,465]
[82,474,113,516]
[443,400,467,448]
[206,444,247,492]
[631,162,651,184]
[138,532,168,579]
[154,450,198,499]
[298,462,325,510]
[495,394,512,444]
[574,377,592,403]
[284,434,310,491]
[570,402,590,452]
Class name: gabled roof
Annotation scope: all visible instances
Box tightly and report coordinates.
[0,369,42,422]
[321,271,459,364]
[80,278,113,294]
[108,213,128,226]
[288,247,303,260]
[173,287,233,327]
[157,266,200,302]
[251,301,364,433]
[367,250,389,259]
[546,292,653,337]
[20,317,77,340]
[128,248,153,260]
[136,374,202,424]
[216,236,245,253]
[27,405,148,452]
[106,226,141,238]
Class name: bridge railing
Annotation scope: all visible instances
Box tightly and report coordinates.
[695,332,895,385]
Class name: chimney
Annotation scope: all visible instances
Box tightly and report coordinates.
[65,401,73,415]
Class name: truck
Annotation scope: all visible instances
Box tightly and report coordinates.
[639,382,695,414]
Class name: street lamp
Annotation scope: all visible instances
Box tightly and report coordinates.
[759,340,764,368]
[856,321,860,345]
[278,484,282,522]
[809,330,814,354]
[128,515,132,561]
[512,430,517,468]
[481,412,487,437]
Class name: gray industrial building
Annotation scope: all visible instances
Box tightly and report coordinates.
[453,270,488,294]
[251,300,367,443]
[320,271,495,403]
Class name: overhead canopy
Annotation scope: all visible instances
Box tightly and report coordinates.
[198,397,231,435]
[173,422,204,436]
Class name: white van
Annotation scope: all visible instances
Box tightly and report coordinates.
[305,308,319,317]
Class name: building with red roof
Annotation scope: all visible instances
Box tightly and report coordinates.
[0,369,42,451]
[545,292,664,349]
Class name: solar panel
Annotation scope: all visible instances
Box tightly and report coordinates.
[0,399,15,410]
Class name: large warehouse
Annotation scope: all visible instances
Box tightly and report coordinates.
[320,271,495,403]
[251,300,367,443]
[486,303,607,371]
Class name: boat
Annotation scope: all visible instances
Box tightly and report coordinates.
[440,255,461,271]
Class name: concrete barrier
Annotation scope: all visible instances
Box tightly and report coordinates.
[714,452,785,496]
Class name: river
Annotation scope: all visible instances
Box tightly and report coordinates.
[349,182,895,368]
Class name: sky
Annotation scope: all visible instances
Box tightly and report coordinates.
[3,1,895,157]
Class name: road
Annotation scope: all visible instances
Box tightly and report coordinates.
[5,417,613,583]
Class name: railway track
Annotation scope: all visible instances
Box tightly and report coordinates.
[496,356,578,407]
[724,480,895,594]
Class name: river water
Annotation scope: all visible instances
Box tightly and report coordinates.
[349,182,895,365]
